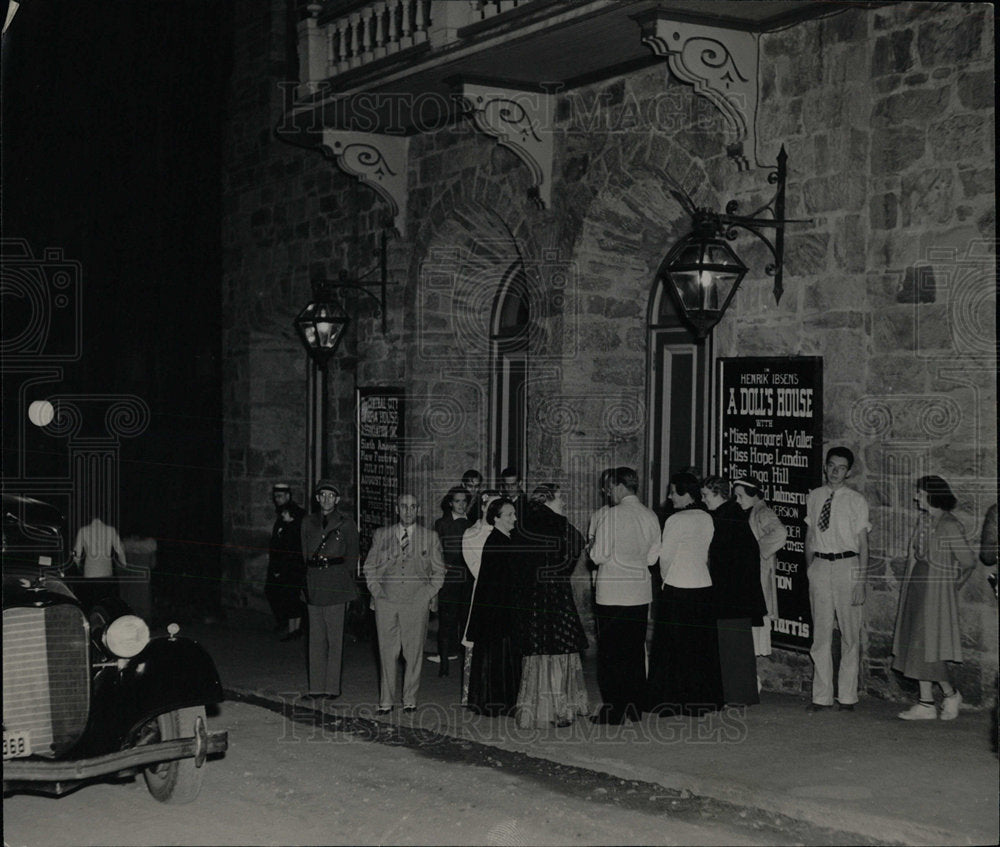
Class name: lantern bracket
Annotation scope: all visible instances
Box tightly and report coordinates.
[706,146,812,305]
[320,230,390,334]
[661,146,812,337]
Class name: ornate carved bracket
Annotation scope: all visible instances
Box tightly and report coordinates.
[460,82,553,209]
[320,131,409,236]
[635,13,759,170]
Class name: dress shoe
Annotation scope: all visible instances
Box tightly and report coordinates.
[551,719,573,728]
[837,702,855,712]
[375,706,392,715]
[323,693,341,701]
[940,690,962,720]
[806,702,833,712]
[403,705,417,714]
[303,692,324,700]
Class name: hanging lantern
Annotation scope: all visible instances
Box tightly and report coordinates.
[662,211,748,338]
[294,281,350,366]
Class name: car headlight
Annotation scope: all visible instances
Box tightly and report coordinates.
[103,615,150,658]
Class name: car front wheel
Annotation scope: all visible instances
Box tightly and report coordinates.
[142,706,207,803]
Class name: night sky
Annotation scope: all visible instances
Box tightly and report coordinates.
[3,1,231,563]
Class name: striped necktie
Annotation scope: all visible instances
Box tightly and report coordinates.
[818,491,834,532]
[401,527,409,552]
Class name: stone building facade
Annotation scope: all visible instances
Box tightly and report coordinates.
[222,1,996,704]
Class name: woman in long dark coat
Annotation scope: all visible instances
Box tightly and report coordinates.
[465,498,523,717]
[702,476,767,706]
[514,485,589,728]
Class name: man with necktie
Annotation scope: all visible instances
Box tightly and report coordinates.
[804,446,871,712]
[364,493,446,714]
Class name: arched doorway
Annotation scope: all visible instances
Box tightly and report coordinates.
[647,271,712,516]
[489,262,529,482]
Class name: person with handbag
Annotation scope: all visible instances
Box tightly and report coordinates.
[300,479,359,700]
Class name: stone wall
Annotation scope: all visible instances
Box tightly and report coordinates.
[724,2,997,700]
[222,1,996,702]
[222,0,379,610]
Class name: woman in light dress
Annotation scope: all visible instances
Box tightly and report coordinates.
[892,475,976,721]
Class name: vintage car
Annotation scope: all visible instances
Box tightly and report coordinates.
[2,494,228,802]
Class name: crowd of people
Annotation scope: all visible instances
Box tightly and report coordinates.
[261,453,996,726]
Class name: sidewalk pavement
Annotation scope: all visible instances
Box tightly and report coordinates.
[184,609,998,846]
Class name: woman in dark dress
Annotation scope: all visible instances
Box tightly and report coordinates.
[701,476,767,707]
[514,485,589,728]
[465,498,523,717]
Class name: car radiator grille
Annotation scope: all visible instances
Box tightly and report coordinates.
[3,605,90,757]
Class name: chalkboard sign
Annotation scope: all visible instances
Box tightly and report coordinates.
[717,357,823,652]
[356,387,404,568]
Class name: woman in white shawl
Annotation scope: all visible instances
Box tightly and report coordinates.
[459,489,501,705]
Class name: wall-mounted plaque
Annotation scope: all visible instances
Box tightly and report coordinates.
[356,387,404,568]
[717,357,823,652]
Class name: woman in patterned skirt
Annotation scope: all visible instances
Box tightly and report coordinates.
[514,485,589,729]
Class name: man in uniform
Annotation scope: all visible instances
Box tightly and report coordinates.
[364,493,446,713]
[300,480,359,699]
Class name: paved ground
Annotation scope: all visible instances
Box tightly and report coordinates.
[182,609,998,846]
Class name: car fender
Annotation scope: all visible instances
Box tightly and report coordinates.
[121,636,226,729]
[82,636,225,752]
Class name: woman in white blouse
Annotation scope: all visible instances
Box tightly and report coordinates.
[459,489,501,704]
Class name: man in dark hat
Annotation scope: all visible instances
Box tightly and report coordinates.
[299,480,359,699]
[265,483,306,641]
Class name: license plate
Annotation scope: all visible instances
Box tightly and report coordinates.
[3,729,32,759]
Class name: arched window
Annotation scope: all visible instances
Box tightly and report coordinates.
[489,263,529,481]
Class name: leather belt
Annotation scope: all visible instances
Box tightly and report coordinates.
[308,555,345,569]
[814,551,857,560]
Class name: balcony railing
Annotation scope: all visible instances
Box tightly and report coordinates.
[298,0,540,89]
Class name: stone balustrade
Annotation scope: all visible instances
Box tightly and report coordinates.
[298,0,538,88]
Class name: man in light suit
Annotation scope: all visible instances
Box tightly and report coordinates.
[363,493,446,714]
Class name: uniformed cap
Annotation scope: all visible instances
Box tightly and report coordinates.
[314,479,340,496]
[272,483,292,492]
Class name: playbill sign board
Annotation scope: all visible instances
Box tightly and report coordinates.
[717,357,823,652]
[356,387,404,566]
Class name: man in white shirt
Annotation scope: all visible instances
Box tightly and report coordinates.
[589,467,661,724]
[804,446,871,712]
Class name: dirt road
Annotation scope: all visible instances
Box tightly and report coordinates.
[3,700,823,846]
